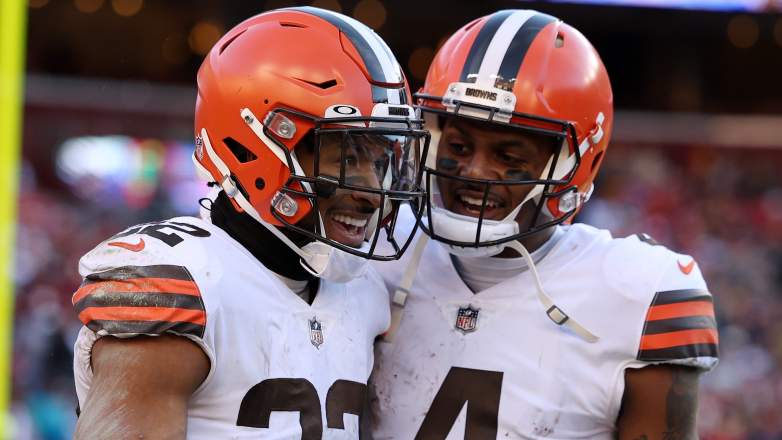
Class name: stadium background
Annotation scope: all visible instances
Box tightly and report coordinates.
[8,0,782,438]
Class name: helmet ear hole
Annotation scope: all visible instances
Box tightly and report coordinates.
[223,137,258,163]
[255,178,266,190]
[555,33,565,48]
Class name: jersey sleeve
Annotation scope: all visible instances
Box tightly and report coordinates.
[72,263,206,338]
[72,218,216,342]
[72,218,220,408]
[636,250,719,371]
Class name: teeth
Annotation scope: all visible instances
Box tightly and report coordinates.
[333,214,368,228]
[459,195,498,208]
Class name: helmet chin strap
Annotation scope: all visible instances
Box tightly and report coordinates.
[504,240,599,343]
[195,127,334,277]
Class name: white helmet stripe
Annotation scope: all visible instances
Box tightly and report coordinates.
[476,10,537,85]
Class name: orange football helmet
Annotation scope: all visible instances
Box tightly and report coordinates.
[192,7,429,270]
[417,9,613,253]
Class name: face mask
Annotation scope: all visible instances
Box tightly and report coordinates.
[299,240,369,283]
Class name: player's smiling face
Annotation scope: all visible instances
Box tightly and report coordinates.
[436,116,556,221]
[296,133,384,248]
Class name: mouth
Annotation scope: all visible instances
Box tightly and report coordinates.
[325,211,372,248]
[450,189,507,220]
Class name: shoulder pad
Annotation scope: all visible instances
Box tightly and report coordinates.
[73,217,214,338]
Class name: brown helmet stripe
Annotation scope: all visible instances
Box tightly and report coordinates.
[495,13,557,89]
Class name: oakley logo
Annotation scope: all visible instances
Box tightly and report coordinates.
[387,106,410,116]
[465,88,497,101]
[332,105,359,115]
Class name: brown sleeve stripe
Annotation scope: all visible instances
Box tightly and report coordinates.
[638,343,718,362]
[85,319,205,338]
[84,265,194,283]
[79,306,206,327]
[73,292,205,315]
[643,315,717,335]
[650,289,712,306]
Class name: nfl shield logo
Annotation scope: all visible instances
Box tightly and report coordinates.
[309,317,324,348]
[455,305,479,333]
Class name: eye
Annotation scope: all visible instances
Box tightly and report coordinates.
[373,157,387,173]
[447,142,470,156]
[344,155,358,167]
[498,150,526,166]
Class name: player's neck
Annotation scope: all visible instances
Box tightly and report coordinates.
[210,191,316,282]
[494,225,556,258]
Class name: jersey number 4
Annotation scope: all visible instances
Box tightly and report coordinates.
[236,378,366,439]
[417,367,504,439]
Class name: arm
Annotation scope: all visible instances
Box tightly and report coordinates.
[74,334,210,440]
[616,364,701,440]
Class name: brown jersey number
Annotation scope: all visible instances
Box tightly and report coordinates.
[236,378,366,439]
[416,367,504,439]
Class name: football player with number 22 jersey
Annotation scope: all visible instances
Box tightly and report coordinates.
[371,10,718,439]
[72,7,429,439]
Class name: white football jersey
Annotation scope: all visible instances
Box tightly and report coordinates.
[370,213,718,439]
[73,216,390,439]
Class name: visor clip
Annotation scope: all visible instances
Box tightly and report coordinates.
[272,191,298,217]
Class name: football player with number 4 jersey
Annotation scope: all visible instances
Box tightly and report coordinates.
[72,7,429,439]
[370,10,718,439]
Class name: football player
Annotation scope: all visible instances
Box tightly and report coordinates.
[72,7,428,439]
[371,9,718,439]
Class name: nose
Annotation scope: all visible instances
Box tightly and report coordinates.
[350,188,381,210]
[460,149,499,180]
[345,166,382,209]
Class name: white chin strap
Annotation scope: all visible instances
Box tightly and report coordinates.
[382,233,598,344]
[194,126,367,283]
[504,240,598,343]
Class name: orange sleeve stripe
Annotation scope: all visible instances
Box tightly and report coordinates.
[646,300,715,321]
[78,306,206,326]
[639,328,719,350]
[72,278,200,304]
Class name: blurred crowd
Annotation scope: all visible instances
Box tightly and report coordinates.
[10,142,782,438]
[581,143,782,439]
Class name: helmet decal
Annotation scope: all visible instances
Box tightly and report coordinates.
[459,10,556,90]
